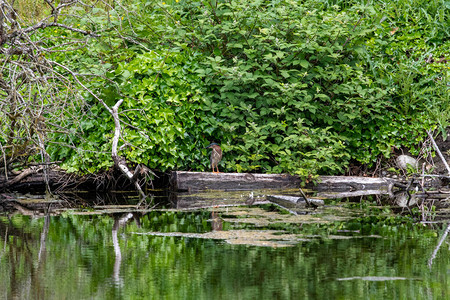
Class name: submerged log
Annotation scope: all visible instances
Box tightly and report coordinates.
[267,195,324,209]
[175,191,269,210]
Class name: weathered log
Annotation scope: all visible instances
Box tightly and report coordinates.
[170,171,405,192]
[171,171,302,191]
[315,189,387,199]
[314,176,401,192]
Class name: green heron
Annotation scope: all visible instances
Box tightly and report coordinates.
[205,143,222,173]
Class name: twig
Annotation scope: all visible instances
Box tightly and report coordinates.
[0,142,8,181]
[338,13,365,54]
[298,186,313,208]
[28,161,62,166]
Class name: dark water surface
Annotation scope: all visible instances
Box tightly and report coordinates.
[1,192,450,299]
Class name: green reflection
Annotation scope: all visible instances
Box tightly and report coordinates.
[0,210,449,299]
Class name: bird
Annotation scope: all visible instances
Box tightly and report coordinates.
[205,143,222,173]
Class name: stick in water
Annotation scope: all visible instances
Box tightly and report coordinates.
[298,186,313,207]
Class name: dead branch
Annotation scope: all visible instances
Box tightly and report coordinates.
[0,0,156,197]
[111,99,148,202]
[427,130,450,176]
[3,166,43,187]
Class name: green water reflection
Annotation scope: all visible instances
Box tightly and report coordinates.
[1,209,450,299]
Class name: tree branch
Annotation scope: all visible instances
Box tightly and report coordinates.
[427,130,450,176]
[111,99,148,202]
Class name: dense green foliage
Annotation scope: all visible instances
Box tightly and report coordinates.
[4,0,450,175]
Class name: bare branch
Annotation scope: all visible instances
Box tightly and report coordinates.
[22,22,100,37]
[111,99,148,201]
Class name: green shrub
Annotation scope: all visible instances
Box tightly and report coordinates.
[38,0,450,175]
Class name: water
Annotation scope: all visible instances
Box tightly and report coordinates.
[1,192,450,299]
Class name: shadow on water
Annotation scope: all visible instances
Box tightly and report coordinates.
[1,189,450,299]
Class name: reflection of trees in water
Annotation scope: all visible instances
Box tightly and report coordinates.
[38,215,50,264]
[428,223,450,268]
[0,191,167,215]
[2,205,449,298]
[59,191,142,207]
[211,211,223,232]
[112,213,140,287]
[0,211,145,298]
[0,212,50,299]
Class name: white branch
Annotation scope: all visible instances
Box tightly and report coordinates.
[111,99,147,201]
[427,130,450,176]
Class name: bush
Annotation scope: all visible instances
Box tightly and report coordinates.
[34,0,450,176]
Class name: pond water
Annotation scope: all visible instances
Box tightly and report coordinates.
[1,191,450,299]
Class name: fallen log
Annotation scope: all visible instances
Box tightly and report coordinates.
[170,171,301,191]
[170,171,405,192]
[316,190,387,199]
[315,176,402,192]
